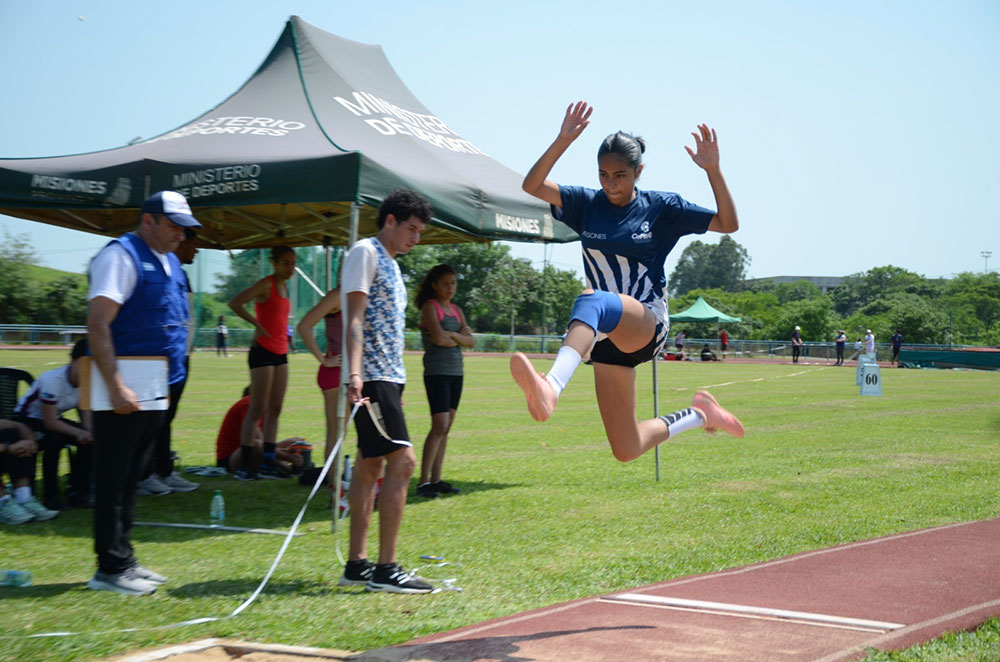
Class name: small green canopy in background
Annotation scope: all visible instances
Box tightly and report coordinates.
[669,295,742,324]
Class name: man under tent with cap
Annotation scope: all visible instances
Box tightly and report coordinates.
[85,190,201,596]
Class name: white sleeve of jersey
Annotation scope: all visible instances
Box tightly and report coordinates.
[88,243,137,304]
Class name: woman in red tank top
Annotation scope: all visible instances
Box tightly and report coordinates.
[227,246,297,479]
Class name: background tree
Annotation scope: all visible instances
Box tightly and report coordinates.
[668,235,749,295]
[35,276,87,325]
[765,297,836,342]
[467,258,537,342]
[0,230,41,323]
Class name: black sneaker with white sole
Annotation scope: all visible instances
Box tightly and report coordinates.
[416,483,440,498]
[365,563,434,593]
[338,558,375,586]
[432,480,461,495]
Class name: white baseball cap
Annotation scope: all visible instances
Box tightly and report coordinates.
[141,190,201,228]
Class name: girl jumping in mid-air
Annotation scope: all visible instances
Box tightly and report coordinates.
[510,101,744,462]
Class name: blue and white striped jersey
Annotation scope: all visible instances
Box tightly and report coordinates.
[553,185,715,324]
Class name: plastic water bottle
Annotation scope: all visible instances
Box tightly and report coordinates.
[1,570,32,587]
[210,489,225,526]
[342,454,353,482]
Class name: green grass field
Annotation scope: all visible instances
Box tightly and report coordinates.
[1,349,998,661]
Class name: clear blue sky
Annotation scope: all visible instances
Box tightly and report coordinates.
[2,0,998,289]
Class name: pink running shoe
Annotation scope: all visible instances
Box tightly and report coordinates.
[510,352,556,422]
[691,390,745,438]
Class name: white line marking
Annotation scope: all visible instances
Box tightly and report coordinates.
[604,593,905,632]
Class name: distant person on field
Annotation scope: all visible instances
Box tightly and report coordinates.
[228,245,297,480]
[791,325,803,363]
[864,329,876,356]
[700,344,718,362]
[137,228,200,497]
[718,327,728,360]
[216,315,229,357]
[0,419,58,524]
[415,264,475,499]
[674,329,686,356]
[834,330,846,366]
[215,386,303,474]
[12,338,93,510]
[849,337,863,362]
[891,329,903,365]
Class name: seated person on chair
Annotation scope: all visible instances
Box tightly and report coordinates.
[216,386,304,477]
[0,419,59,523]
[700,344,719,362]
[11,338,93,510]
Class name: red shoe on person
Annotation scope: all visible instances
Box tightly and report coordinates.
[691,390,745,438]
[510,352,557,422]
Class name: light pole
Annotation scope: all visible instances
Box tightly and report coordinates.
[982,251,993,274]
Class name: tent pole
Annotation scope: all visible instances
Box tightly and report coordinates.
[332,202,361,533]
[653,358,661,482]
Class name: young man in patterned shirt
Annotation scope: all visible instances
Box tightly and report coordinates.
[338,189,434,594]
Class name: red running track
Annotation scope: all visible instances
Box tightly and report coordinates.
[366,518,1000,661]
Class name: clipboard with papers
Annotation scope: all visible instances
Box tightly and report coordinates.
[79,356,169,411]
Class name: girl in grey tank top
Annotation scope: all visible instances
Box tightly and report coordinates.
[414,265,475,497]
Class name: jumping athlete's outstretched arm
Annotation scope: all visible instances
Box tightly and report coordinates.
[686,124,739,234]
[522,101,594,208]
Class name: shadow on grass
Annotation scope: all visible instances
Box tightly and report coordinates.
[0,479,522,544]
[406,479,521,503]
[358,625,655,662]
[0,581,84,598]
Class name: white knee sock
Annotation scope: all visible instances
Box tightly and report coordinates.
[545,346,583,397]
[659,408,704,438]
[13,486,32,504]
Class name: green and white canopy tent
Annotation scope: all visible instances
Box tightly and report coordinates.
[669,295,742,324]
[0,16,577,251]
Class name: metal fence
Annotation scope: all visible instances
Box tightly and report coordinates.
[0,324,977,361]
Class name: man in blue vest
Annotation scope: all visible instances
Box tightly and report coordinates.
[85,191,201,596]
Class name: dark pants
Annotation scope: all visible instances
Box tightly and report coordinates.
[792,345,801,362]
[836,345,845,364]
[93,409,164,574]
[18,417,93,506]
[0,428,35,482]
[216,334,227,356]
[144,367,187,479]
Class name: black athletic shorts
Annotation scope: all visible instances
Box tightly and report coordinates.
[423,374,463,415]
[354,381,411,459]
[248,343,288,369]
[591,321,667,368]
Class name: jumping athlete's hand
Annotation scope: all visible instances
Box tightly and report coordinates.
[558,101,593,145]
[685,124,720,171]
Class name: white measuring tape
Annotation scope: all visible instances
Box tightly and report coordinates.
[11,402,366,639]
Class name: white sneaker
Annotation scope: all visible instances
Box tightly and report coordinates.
[87,568,157,596]
[131,564,167,585]
[0,498,32,525]
[136,474,172,496]
[162,472,200,493]
[18,496,59,521]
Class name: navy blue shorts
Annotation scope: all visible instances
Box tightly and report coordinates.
[591,321,667,368]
